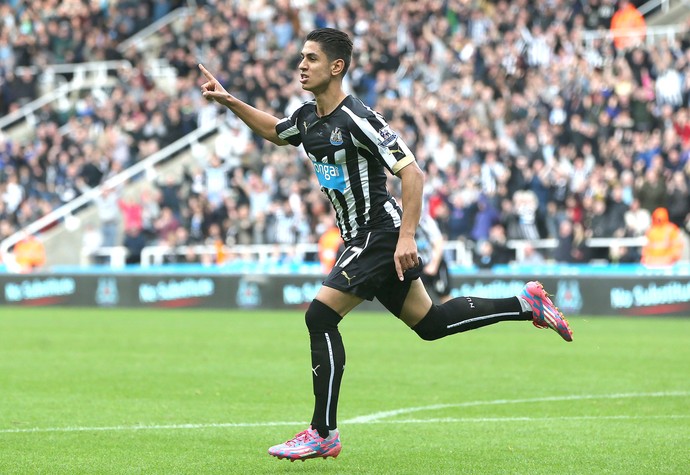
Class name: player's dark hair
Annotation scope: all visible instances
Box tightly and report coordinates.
[306,28,353,75]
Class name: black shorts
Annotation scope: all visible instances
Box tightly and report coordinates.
[421,258,450,299]
[323,231,422,316]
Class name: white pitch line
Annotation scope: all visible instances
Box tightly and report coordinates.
[378,415,690,424]
[343,390,690,423]
[1,391,688,435]
[0,421,306,434]
[2,415,689,435]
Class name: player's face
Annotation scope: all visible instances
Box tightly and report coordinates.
[298,41,334,94]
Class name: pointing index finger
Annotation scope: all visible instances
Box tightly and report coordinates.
[198,64,215,81]
[395,257,404,282]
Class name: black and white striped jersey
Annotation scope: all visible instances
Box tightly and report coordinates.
[276,95,415,242]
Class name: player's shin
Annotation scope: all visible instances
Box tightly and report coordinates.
[412,296,531,341]
[305,299,345,438]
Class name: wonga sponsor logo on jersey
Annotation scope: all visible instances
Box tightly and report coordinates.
[312,158,346,192]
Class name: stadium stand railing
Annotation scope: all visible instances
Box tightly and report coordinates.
[0,60,133,135]
[0,5,200,271]
[123,236,651,271]
[638,0,674,15]
[579,23,688,48]
[82,246,129,268]
[507,237,649,262]
[0,122,220,271]
[141,243,320,268]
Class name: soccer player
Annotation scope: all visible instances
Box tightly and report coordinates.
[199,28,572,462]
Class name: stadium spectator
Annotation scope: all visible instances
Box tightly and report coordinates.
[201,154,231,210]
[0,1,185,114]
[585,198,616,239]
[554,220,590,264]
[640,207,685,266]
[153,206,180,244]
[225,203,254,247]
[607,185,630,237]
[474,239,498,269]
[487,223,513,265]
[416,212,452,303]
[506,190,542,240]
[205,222,226,265]
[470,194,500,242]
[156,174,184,218]
[610,0,646,50]
[94,186,120,248]
[119,192,143,233]
[123,225,147,265]
[2,0,690,271]
[624,198,652,237]
[13,231,46,273]
[317,216,343,273]
[140,187,162,240]
[609,242,640,264]
[518,242,546,265]
[635,167,667,213]
[666,170,690,228]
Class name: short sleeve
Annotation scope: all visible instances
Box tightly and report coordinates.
[275,107,303,147]
[343,106,415,175]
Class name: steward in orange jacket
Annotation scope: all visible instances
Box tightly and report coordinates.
[14,234,46,272]
[318,225,343,272]
[641,207,684,266]
[610,0,646,50]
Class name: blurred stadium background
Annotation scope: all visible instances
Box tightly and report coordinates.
[0,0,689,313]
[2,2,690,474]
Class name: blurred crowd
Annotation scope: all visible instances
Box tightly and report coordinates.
[0,0,188,243]
[2,0,690,269]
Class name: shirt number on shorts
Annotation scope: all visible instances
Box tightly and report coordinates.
[336,245,363,268]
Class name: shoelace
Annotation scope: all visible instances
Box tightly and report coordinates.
[285,429,317,446]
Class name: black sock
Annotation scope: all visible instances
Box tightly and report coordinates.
[305,299,345,438]
[413,296,531,341]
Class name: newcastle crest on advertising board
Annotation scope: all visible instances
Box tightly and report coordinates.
[556,280,583,314]
[96,277,119,306]
[236,278,261,308]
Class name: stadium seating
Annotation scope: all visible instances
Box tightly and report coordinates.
[1,1,689,271]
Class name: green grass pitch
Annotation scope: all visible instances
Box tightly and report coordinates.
[1,307,689,474]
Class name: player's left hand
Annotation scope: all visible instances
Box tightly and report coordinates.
[394,236,419,281]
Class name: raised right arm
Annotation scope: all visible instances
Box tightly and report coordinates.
[199,64,288,146]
